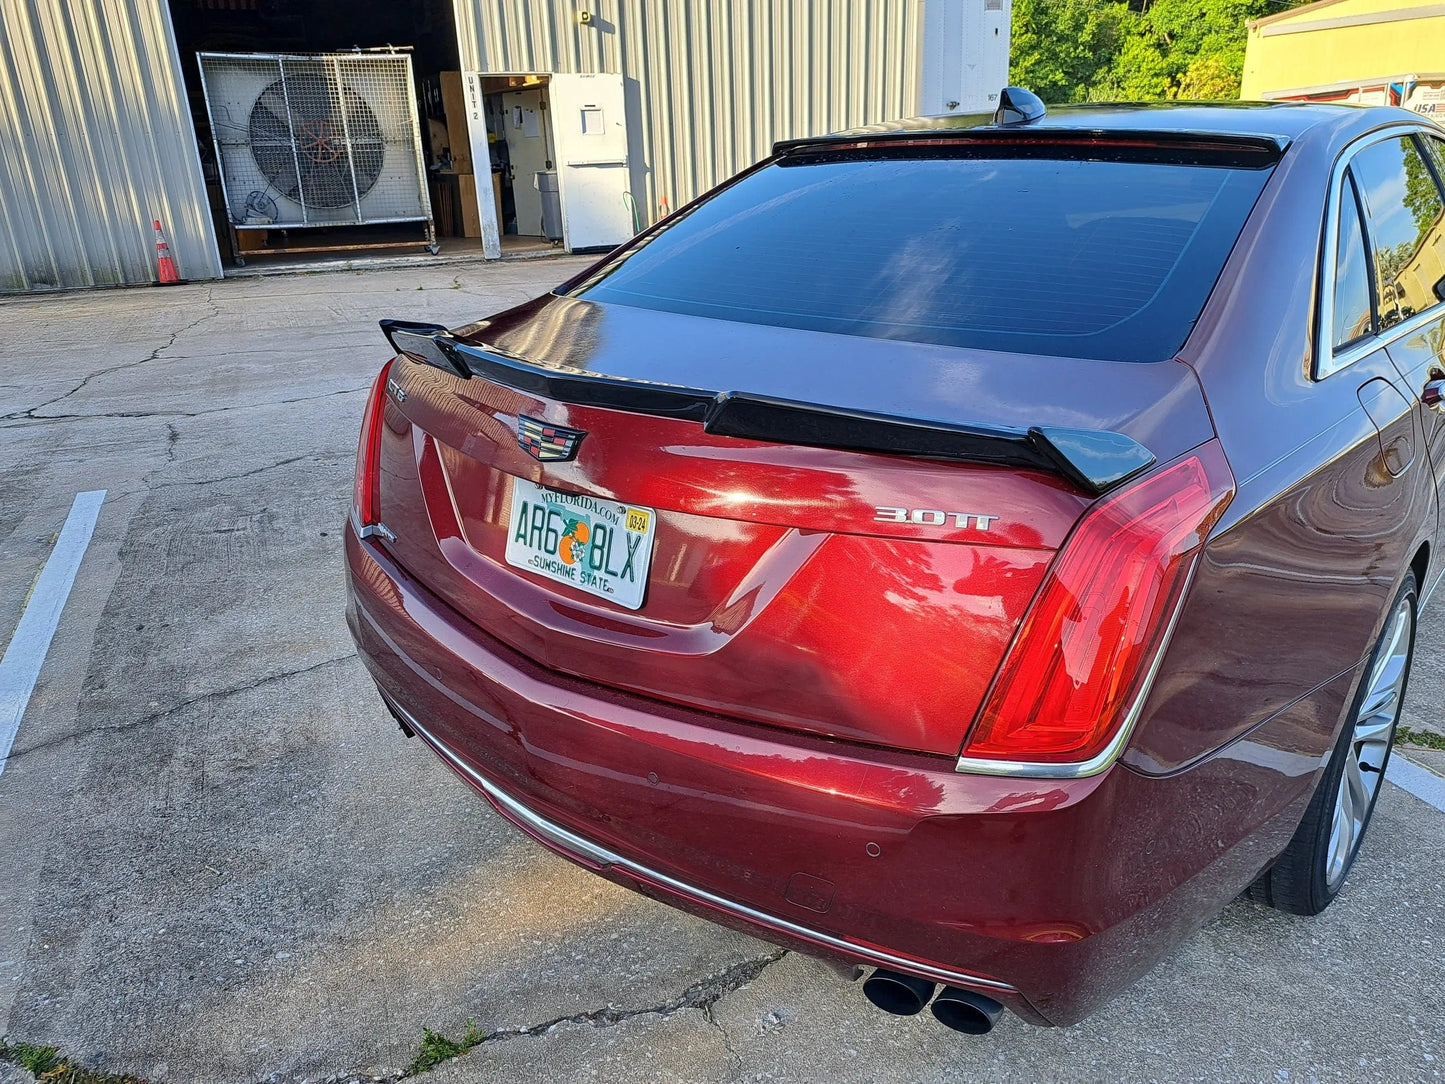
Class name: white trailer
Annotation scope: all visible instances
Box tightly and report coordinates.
[920,0,1014,116]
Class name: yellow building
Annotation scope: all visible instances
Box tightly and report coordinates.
[1241,0,1445,114]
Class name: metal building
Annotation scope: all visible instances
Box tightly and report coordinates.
[1241,0,1445,111]
[0,0,1009,293]
[0,0,221,291]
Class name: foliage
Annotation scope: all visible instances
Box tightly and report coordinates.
[1009,0,1131,103]
[1010,0,1308,104]
[1174,53,1245,100]
[1375,239,1419,287]
[0,1039,60,1077]
[1404,140,1445,234]
[1398,726,1445,750]
[405,1021,486,1076]
[0,1038,148,1084]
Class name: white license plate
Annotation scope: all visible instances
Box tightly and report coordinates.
[504,478,656,610]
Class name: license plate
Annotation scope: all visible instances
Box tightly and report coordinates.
[504,478,657,610]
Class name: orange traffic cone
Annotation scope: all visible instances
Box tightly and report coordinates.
[153,218,181,285]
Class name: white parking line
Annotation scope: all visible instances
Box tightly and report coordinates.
[0,490,106,778]
[1387,754,1445,814]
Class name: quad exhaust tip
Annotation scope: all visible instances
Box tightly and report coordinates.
[930,985,1005,1035]
[862,969,1004,1035]
[862,969,936,1016]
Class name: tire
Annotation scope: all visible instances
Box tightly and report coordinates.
[1247,571,1418,916]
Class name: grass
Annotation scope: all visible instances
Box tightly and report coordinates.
[1,1021,490,1083]
[1398,725,1445,751]
[0,1020,494,1083]
[405,1021,485,1076]
[0,1040,60,1077]
[0,1038,149,1083]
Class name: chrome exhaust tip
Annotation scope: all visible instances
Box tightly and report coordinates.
[930,986,1005,1034]
[861,968,937,1016]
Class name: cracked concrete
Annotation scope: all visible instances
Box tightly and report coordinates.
[1,653,358,769]
[2,286,221,423]
[460,949,787,1052]
[1,262,1443,1084]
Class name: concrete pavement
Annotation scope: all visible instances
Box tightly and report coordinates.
[0,262,1442,1083]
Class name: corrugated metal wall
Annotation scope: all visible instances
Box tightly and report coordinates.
[0,0,220,291]
[453,0,922,227]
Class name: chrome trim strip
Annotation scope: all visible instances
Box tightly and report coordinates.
[1329,305,1442,375]
[388,701,1017,994]
[953,558,1198,780]
[1316,123,1445,380]
[357,522,396,543]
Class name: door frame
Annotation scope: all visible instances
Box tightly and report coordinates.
[461,69,506,259]
[465,69,635,257]
[465,70,567,258]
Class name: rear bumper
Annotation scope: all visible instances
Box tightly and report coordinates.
[345,522,1312,1025]
[389,696,1020,990]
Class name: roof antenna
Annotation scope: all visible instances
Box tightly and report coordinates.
[993,87,1047,126]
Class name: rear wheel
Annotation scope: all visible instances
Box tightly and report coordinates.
[1248,573,1417,915]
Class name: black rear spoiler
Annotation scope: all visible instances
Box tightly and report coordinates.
[380,320,1155,495]
[770,127,1288,166]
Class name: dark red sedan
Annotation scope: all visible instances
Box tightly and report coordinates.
[345,95,1443,1032]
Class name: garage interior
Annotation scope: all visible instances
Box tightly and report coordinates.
[166,0,556,268]
[481,74,562,253]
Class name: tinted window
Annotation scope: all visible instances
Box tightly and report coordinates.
[1333,175,1375,348]
[571,150,1273,363]
[1350,135,1445,329]
[1419,130,1445,186]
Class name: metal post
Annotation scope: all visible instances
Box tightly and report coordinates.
[401,53,440,255]
[331,55,365,224]
[276,56,308,224]
[462,70,501,259]
[197,55,243,266]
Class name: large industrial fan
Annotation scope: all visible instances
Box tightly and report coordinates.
[198,51,436,262]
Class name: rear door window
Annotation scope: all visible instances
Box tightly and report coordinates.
[1349,135,1445,329]
[570,145,1275,363]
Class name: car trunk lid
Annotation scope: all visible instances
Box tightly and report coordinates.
[368,297,1214,758]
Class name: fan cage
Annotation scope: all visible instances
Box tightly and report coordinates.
[198,51,432,230]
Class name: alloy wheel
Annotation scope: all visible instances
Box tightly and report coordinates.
[1325,593,1413,889]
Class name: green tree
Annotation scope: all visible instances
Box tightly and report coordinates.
[1009,0,1132,103]
[1175,53,1243,99]
[1404,140,1444,234]
[1090,26,1173,100]
[1009,0,1309,104]
[1375,238,1417,291]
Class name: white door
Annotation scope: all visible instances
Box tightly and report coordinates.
[548,73,634,251]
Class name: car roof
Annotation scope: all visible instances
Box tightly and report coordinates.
[984,101,1358,140]
[774,101,1419,156]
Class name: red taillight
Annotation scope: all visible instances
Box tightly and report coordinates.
[354,360,393,526]
[961,441,1235,766]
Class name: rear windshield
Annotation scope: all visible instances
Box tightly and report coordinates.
[568,145,1274,363]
